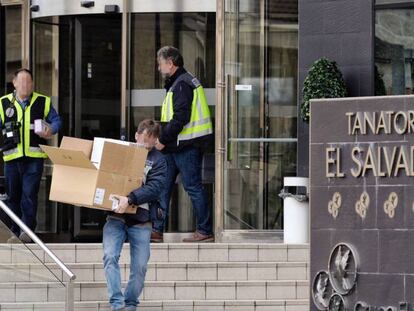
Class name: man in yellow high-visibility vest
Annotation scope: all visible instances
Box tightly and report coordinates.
[0,69,61,243]
[154,46,213,242]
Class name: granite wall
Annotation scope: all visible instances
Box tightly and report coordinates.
[298,0,375,177]
[310,96,414,310]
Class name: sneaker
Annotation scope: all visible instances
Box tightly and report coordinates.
[19,232,32,243]
[6,235,21,244]
[183,231,214,243]
[150,231,163,243]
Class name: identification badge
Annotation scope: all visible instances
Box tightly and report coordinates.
[5,107,15,118]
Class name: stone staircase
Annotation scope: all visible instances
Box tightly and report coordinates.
[0,243,309,311]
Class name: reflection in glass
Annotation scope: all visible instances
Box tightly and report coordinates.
[78,15,122,238]
[375,9,414,95]
[266,142,297,229]
[225,142,296,230]
[225,1,261,139]
[4,6,21,93]
[33,17,57,96]
[80,16,121,140]
[224,0,298,230]
[267,10,298,139]
[31,18,60,233]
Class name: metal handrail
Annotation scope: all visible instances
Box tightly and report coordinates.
[0,200,76,311]
[0,200,76,280]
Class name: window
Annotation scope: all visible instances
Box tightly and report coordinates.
[375,8,414,95]
[4,5,22,93]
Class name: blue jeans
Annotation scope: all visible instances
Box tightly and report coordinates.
[4,157,44,236]
[103,217,151,311]
[154,147,212,235]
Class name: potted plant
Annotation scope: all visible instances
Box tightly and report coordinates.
[300,58,347,122]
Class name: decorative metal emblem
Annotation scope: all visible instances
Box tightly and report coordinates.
[354,301,370,311]
[312,270,333,310]
[5,107,15,118]
[328,293,348,311]
[328,243,358,295]
[328,192,342,219]
[355,191,369,219]
[383,192,398,219]
[312,243,359,310]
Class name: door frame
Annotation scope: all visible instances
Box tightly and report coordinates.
[1,0,30,68]
[215,0,297,242]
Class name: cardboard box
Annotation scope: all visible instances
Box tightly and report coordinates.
[91,137,131,168]
[40,136,148,214]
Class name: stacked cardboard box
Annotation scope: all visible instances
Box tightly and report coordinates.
[41,136,148,214]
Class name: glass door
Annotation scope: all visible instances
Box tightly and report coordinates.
[2,5,22,93]
[58,14,122,240]
[32,13,125,241]
[75,15,122,140]
[75,15,122,239]
[221,0,298,239]
[32,16,60,234]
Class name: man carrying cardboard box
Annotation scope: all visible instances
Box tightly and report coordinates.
[102,119,167,311]
[0,68,61,243]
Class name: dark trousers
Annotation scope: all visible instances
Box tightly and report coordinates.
[4,157,44,235]
[154,147,212,235]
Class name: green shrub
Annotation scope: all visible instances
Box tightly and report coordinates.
[301,58,347,122]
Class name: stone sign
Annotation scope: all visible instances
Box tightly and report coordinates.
[310,96,414,311]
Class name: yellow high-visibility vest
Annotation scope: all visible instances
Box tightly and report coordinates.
[0,92,51,161]
[161,72,213,145]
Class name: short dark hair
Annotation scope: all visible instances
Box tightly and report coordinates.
[137,119,161,138]
[14,68,33,80]
[157,46,184,67]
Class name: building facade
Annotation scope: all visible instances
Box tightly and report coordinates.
[1,0,299,242]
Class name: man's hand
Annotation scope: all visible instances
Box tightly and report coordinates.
[155,139,165,151]
[37,126,52,139]
[113,195,129,214]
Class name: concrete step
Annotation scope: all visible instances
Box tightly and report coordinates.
[0,243,309,264]
[0,280,309,302]
[0,261,309,282]
[0,243,310,309]
[0,299,309,311]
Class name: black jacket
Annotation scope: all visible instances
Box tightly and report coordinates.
[159,67,212,153]
[108,147,167,227]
